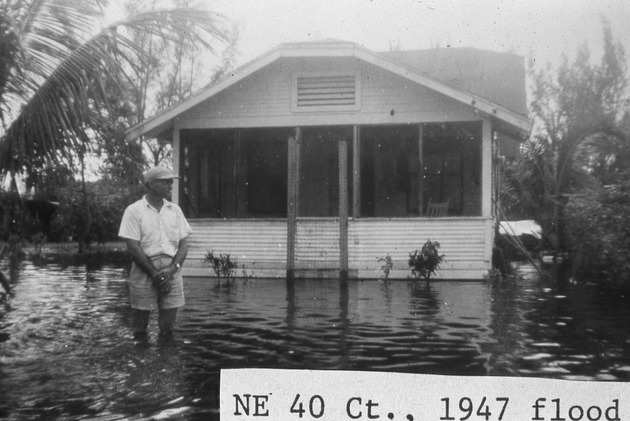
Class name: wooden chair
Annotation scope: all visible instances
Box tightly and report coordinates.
[426,199,449,217]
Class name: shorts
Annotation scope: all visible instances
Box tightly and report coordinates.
[128,255,185,311]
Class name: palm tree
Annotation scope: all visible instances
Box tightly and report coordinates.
[501,21,627,256]
[0,0,227,181]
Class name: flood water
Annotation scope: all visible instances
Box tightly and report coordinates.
[1,257,630,420]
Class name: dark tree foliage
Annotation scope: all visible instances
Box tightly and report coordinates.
[0,0,228,179]
[49,178,144,245]
[502,20,628,252]
[565,181,630,290]
[0,0,228,251]
[501,20,630,286]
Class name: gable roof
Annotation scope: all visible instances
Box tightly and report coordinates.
[127,40,531,141]
[381,47,528,116]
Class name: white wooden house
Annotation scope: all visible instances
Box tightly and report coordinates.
[127,40,530,279]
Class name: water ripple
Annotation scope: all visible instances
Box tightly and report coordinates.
[1,262,630,419]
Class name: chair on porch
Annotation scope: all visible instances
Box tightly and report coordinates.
[426,199,449,217]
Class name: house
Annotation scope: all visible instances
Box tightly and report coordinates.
[127,40,530,279]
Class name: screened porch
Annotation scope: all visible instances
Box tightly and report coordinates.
[179,121,483,220]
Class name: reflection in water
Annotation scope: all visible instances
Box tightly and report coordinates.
[338,278,349,369]
[1,260,630,420]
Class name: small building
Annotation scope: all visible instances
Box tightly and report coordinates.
[127,40,530,279]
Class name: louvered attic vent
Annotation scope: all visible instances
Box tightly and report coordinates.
[292,73,360,112]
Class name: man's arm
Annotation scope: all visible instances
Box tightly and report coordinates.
[125,238,160,279]
[170,236,190,270]
[147,236,190,281]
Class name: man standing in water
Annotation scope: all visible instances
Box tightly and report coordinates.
[119,166,192,344]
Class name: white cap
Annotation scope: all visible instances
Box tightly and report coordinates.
[143,166,179,183]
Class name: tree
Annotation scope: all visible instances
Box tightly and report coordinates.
[122,0,240,168]
[0,0,228,250]
[0,0,228,182]
[502,20,628,255]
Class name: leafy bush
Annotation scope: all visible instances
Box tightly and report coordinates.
[49,178,143,246]
[377,254,394,279]
[31,232,47,256]
[408,240,444,280]
[7,233,25,259]
[565,183,630,289]
[205,251,238,281]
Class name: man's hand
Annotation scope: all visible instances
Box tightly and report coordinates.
[152,273,172,294]
[152,264,179,294]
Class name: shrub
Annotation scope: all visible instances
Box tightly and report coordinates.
[7,233,25,259]
[49,178,143,246]
[31,232,47,256]
[377,254,393,280]
[205,251,238,281]
[408,240,444,280]
[565,183,630,289]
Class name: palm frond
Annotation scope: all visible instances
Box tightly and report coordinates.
[0,2,228,176]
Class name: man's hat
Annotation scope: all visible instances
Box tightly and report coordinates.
[143,166,180,184]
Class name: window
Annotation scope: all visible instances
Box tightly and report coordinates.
[292,72,360,112]
[180,128,290,218]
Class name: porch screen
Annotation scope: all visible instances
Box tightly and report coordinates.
[298,126,353,217]
[180,128,289,218]
[359,122,481,217]
[423,122,482,216]
[360,125,420,217]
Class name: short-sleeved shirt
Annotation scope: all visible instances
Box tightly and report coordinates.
[118,196,192,257]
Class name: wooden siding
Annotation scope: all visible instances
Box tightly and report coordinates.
[295,219,340,268]
[349,218,492,279]
[177,58,478,130]
[183,217,493,279]
[186,219,287,276]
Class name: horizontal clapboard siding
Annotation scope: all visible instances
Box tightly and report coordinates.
[187,219,287,270]
[296,219,339,267]
[349,218,492,279]
[350,218,489,263]
[178,59,474,129]
[184,217,493,279]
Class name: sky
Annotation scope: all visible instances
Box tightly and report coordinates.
[93,0,630,179]
[105,0,630,71]
[202,0,630,71]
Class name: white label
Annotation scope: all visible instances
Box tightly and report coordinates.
[221,369,629,421]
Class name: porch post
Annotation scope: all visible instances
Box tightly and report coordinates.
[234,129,242,217]
[339,138,349,279]
[482,119,492,218]
[286,128,300,280]
[172,127,180,205]
[418,124,424,215]
[352,126,360,219]
[482,119,494,265]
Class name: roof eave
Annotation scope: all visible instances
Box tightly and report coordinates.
[125,46,286,141]
[352,47,531,139]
